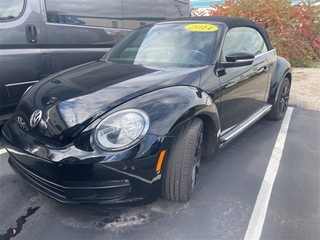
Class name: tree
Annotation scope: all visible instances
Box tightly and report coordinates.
[208,0,320,67]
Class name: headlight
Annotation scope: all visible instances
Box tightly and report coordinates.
[93,109,149,151]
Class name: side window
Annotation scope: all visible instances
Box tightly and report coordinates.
[44,0,122,28]
[0,0,25,21]
[222,27,268,60]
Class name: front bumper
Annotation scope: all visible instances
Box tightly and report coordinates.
[2,121,170,204]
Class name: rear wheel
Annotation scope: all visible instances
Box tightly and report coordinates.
[161,117,203,203]
[267,77,291,120]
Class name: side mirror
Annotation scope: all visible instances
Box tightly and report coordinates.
[221,51,255,68]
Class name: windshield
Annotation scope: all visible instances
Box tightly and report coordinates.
[103,22,219,68]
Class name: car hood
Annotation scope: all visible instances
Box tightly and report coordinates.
[11,61,200,145]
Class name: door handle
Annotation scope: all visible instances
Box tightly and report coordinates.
[256,66,268,75]
[226,79,239,88]
[26,24,37,43]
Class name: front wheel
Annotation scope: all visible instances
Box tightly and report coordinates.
[266,77,291,121]
[161,117,203,203]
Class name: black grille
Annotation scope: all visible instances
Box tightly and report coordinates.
[9,157,131,203]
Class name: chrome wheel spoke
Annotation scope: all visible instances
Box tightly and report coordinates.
[279,102,284,113]
[278,82,290,115]
[192,131,203,188]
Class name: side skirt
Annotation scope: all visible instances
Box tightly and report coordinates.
[219,104,272,149]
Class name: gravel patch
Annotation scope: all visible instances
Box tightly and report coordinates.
[290,68,320,111]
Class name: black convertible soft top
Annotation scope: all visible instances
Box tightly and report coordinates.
[161,16,273,50]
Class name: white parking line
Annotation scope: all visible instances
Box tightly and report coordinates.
[0,148,6,155]
[244,107,293,240]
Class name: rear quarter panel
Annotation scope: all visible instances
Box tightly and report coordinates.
[267,56,292,105]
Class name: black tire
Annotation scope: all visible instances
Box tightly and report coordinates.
[266,77,291,121]
[161,117,203,203]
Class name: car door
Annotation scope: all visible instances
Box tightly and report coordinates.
[218,27,270,133]
[0,0,42,116]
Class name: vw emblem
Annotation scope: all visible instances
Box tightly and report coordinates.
[30,109,42,128]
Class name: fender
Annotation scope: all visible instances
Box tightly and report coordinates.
[115,86,220,135]
[113,86,221,157]
[268,56,292,106]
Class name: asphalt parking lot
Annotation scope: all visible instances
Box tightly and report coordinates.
[0,107,319,240]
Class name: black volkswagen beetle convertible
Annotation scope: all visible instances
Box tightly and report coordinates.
[2,17,291,204]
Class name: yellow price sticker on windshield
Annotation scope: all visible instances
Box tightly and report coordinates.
[184,24,219,32]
